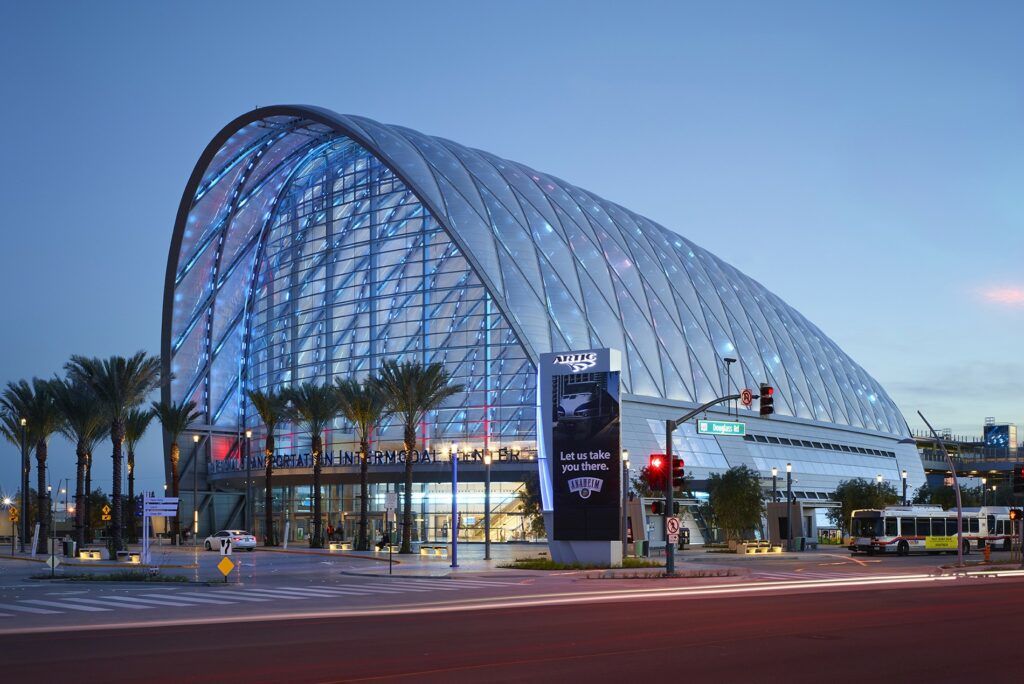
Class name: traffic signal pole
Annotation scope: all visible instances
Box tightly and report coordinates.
[664,393,740,575]
[918,411,964,568]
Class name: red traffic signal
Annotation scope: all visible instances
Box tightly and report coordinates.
[1013,464,1024,495]
[649,454,666,472]
[759,384,774,417]
[1010,509,1023,521]
[672,456,685,489]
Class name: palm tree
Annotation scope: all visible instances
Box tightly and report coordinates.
[336,378,388,551]
[66,352,161,552]
[50,379,108,550]
[2,379,63,554]
[151,398,200,544]
[281,383,343,549]
[371,360,463,554]
[246,389,287,546]
[125,408,155,543]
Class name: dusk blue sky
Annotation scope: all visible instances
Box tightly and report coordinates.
[1,1,1022,496]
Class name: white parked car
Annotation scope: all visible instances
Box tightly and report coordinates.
[204,530,257,552]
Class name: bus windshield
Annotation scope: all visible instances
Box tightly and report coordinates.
[851,516,883,538]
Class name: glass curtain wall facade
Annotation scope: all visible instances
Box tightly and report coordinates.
[164,106,917,539]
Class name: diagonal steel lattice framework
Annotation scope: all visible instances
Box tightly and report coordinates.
[163,106,909,468]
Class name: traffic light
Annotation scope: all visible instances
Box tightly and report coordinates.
[1013,464,1024,495]
[759,384,774,417]
[649,453,666,472]
[672,456,685,490]
[1010,509,1023,521]
[652,500,664,515]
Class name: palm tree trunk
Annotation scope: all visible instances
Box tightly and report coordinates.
[127,448,136,543]
[170,443,180,544]
[110,428,125,553]
[35,440,49,555]
[84,452,92,542]
[264,434,275,546]
[311,435,323,548]
[74,443,87,550]
[400,424,415,554]
[358,440,369,551]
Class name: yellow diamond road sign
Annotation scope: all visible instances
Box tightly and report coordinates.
[101,504,111,515]
[217,557,235,576]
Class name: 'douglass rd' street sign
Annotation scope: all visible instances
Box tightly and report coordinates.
[697,420,746,436]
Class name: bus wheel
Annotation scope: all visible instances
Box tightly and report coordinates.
[962,540,970,556]
[897,541,909,556]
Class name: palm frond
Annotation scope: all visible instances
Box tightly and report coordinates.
[151,399,202,441]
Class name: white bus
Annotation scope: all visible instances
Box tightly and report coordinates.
[849,506,1013,556]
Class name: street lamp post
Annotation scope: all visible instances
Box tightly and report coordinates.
[723,357,737,418]
[902,470,908,506]
[786,463,792,551]
[48,484,54,577]
[981,477,987,507]
[621,449,630,558]
[483,451,492,561]
[450,442,458,569]
[771,466,778,503]
[245,430,253,532]
[2,497,13,556]
[192,434,200,547]
[19,417,28,553]
[876,473,883,497]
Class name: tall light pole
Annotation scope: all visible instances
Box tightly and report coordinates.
[981,477,987,507]
[3,497,13,556]
[786,463,792,551]
[450,442,458,569]
[771,466,778,503]
[621,449,630,558]
[723,357,737,418]
[245,429,253,532]
[902,470,908,506]
[876,473,883,497]
[19,417,28,553]
[192,434,200,546]
[483,450,492,561]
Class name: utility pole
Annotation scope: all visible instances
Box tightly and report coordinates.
[450,442,458,569]
[786,463,793,551]
[244,430,253,531]
[664,393,740,575]
[19,417,28,553]
[483,451,492,561]
[621,449,630,558]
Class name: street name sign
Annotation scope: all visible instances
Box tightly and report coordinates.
[697,420,746,437]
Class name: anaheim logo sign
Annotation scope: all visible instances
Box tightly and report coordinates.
[553,352,597,373]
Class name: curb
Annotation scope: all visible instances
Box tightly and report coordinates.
[0,555,46,564]
[258,548,399,564]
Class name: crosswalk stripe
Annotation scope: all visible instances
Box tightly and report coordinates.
[277,586,376,596]
[96,595,197,607]
[238,589,314,599]
[0,603,60,615]
[266,587,361,597]
[375,581,458,592]
[140,593,234,605]
[63,597,152,610]
[21,599,110,612]
[189,592,270,603]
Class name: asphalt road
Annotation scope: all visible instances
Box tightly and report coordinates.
[8,580,1024,683]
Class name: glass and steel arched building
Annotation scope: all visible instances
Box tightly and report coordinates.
[163,105,923,544]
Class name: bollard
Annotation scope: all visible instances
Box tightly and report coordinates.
[984,544,991,563]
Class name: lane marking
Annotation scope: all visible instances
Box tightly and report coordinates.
[62,598,152,610]
[0,603,60,614]
[140,593,235,605]
[21,599,110,612]
[190,592,270,603]
[96,596,198,607]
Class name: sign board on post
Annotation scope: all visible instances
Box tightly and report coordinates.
[666,517,680,535]
[385,492,397,516]
[8,506,17,523]
[539,348,622,566]
[220,538,232,556]
[740,388,753,407]
[697,420,746,436]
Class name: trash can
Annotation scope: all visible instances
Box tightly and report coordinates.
[63,540,76,557]
[635,540,648,557]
